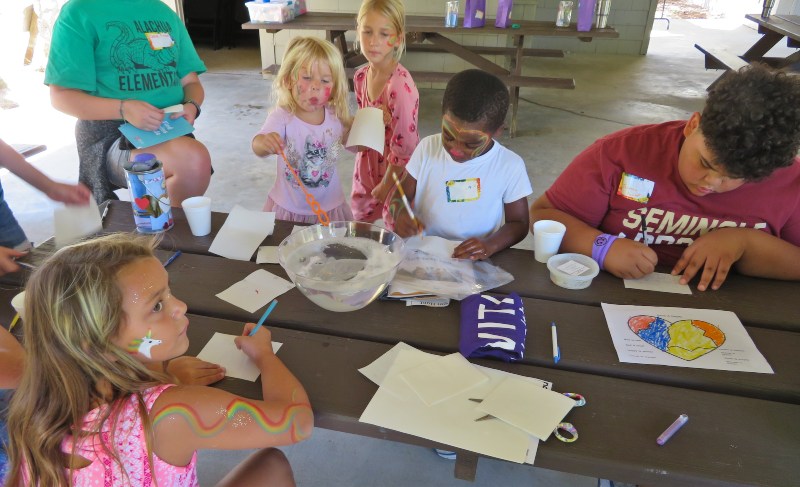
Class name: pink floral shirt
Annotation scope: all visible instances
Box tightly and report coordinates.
[351,63,420,223]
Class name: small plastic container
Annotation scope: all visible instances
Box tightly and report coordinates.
[245,1,294,23]
[546,253,599,290]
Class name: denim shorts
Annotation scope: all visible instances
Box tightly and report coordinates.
[0,180,29,249]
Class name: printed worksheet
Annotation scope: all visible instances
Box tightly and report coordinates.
[602,303,773,373]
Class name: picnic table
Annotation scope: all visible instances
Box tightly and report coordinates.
[3,200,799,486]
[696,13,800,89]
[243,12,619,137]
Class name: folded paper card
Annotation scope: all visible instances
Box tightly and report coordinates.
[475,377,575,441]
[216,269,294,313]
[197,332,282,381]
[118,114,194,149]
[54,198,102,248]
[624,272,692,295]
[360,347,553,464]
[346,107,385,154]
[400,352,489,406]
[209,206,276,261]
[256,246,280,264]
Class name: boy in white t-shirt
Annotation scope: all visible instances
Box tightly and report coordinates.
[393,69,532,260]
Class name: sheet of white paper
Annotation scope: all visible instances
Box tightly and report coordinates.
[360,349,550,464]
[216,269,294,313]
[346,107,385,153]
[256,246,280,264]
[400,353,489,406]
[196,332,282,381]
[601,303,773,373]
[624,272,692,295]
[209,206,276,261]
[358,341,420,386]
[163,104,184,113]
[54,198,102,248]
[476,377,574,441]
[404,235,459,259]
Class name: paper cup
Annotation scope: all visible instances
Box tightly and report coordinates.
[181,196,212,237]
[533,220,567,263]
[11,291,25,321]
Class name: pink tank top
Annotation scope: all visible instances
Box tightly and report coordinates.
[62,384,198,486]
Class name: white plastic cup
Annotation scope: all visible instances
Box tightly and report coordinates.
[11,291,25,321]
[533,220,567,263]
[181,196,212,237]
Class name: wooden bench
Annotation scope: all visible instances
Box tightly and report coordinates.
[694,43,750,90]
[261,64,576,90]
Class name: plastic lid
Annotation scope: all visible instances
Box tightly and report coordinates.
[133,153,156,162]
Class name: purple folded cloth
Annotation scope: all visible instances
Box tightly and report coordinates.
[460,292,526,362]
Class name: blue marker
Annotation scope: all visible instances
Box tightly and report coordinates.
[249,299,278,336]
[551,321,560,363]
[163,250,182,268]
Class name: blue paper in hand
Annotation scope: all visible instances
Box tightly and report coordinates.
[118,114,194,149]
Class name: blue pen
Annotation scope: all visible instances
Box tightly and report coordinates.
[551,322,560,363]
[163,250,182,268]
[249,299,278,336]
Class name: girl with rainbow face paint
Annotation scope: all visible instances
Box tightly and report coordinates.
[5,234,313,487]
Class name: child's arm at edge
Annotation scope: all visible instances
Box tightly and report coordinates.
[150,324,313,463]
[0,325,24,389]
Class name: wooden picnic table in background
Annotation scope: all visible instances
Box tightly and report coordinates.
[243,12,619,137]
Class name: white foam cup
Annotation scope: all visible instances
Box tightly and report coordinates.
[533,220,567,263]
[11,291,25,321]
[181,196,212,237]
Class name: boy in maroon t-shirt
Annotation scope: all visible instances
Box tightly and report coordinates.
[530,65,800,291]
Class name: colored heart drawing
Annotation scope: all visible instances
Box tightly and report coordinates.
[627,315,726,361]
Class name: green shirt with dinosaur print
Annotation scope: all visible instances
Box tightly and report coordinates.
[45,0,206,110]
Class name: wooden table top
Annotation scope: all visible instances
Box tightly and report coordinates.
[746,13,800,41]
[96,200,800,332]
[3,291,794,487]
[4,201,799,486]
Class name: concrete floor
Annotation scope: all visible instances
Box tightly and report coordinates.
[1,16,795,487]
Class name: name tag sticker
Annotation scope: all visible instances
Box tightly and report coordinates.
[557,260,590,276]
[446,178,481,203]
[146,32,174,50]
[617,172,654,203]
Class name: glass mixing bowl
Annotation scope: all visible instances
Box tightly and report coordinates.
[278,221,405,312]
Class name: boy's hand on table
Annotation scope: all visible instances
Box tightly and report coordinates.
[166,356,226,386]
[453,238,492,260]
[672,229,745,291]
[604,239,658,279]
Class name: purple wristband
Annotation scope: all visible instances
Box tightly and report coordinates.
[591,234,618,271]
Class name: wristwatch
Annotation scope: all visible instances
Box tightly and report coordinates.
[183,99,201,118]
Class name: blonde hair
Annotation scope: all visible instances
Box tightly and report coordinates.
[5,233,169,487]
[273,36,351,125]
[356,0,407,61]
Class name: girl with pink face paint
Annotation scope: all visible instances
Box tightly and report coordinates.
[350,0,420,229]
[252,37,354,223]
